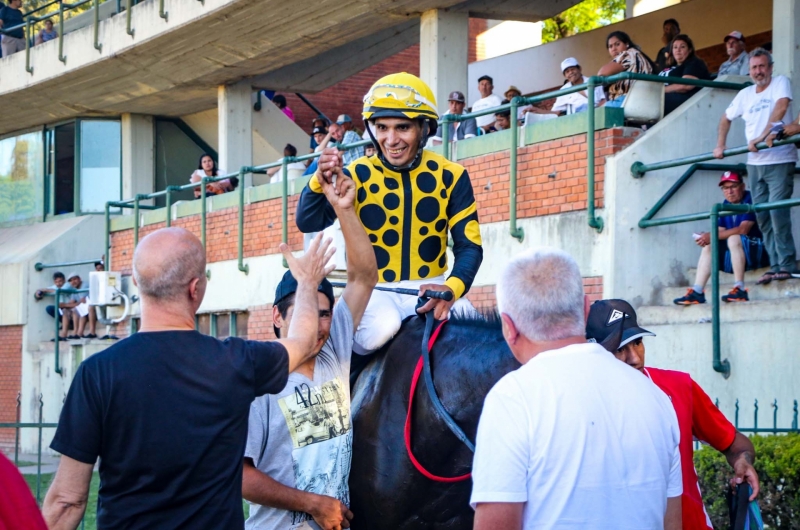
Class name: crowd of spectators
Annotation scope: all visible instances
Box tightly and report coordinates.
[34,270,99,340]
[0,0,58,58]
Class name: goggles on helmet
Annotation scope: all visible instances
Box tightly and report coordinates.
[363,84,437,112]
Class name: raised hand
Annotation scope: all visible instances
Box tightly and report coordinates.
[317,147,343,184]
[280,232,336,287]
[320,167,356,211]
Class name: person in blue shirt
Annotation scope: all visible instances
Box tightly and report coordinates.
[674,170,769,304]
[0,0,25,57]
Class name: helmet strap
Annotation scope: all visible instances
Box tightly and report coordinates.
[366,118,432,173]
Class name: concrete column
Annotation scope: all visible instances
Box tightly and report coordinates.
[121,114,154,200]
[420,9,468,116]
[773,0,800,104]
[218,81,253,185]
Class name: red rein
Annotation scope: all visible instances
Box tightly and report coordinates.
[403,320,471,483]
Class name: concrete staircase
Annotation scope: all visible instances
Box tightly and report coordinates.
[635,266,800,429]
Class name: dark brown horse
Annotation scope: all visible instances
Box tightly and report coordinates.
[349,313,520,529]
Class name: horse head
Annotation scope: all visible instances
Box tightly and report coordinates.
[349,311,520,529]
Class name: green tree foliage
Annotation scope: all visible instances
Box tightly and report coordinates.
[542,0,626,43]
[695,433,800,529]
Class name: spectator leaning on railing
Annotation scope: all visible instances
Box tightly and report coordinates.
[336,114,365,165]
[718,31,750,77]
[35,18,57,45]
[662,35,711,115]
[190,153,235,199]
[714,48,799,283]
[431,91,478,143]
[599,31,654,108]
[35,271,66,322]
[0,0,25,57]
[674,171,769,305]
[548,57,607,116]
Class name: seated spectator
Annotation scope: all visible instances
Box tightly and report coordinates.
[268,144,307,182]
[718,31,749,77]
[35,271,66,321]
[504,86,528,122]
[336,115,365,165]
[663,34,711,115]
[309,117,330,151]
[599,31,654,107]
[65,273,97,339]
[272,95,294,122]
[548,58,607,116]
[34,18,57,45]
[94,261,104,271]
[190,154,233,199]
[0,0,25,57]
[674,171,769,305]
[364,144,375,157]
[493,101,511,131]
[654,19,681,73]
[431,91,478,143]
[472,75,503,132]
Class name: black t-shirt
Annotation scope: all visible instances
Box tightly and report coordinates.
[51,331,289,529]
[670,55,711,94]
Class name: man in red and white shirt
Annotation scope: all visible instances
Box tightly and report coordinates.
[586,298,760,529]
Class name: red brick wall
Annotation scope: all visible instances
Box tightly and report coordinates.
[278,17,489,137]
[695,31,771,74]
[465,128,640,221]
[466,277,604,310]
[248,304,276,341]
[0,326,22,454]
[469,18,489,63]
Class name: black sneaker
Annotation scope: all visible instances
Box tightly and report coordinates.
[674,288,706,305]
[721,287,749,303]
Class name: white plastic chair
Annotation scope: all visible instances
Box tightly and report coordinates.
[622,80,665,123]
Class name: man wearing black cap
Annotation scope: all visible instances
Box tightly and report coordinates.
[587,299,760,530]
[673,170,768,305]
[242,164,377,530]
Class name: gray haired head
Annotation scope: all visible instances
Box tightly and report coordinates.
[496,247,586,342]
[749,47,773,66]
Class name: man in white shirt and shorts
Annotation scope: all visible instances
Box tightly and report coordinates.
[470,247,683,530]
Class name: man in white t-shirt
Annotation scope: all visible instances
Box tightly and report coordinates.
[714,48,798,282]
[528,58,607,118]
[470,247,683,530]
[472,75,503,132]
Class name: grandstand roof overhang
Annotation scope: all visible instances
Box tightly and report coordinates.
[0,0,579,135]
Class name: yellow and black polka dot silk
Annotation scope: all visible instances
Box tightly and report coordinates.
[296,151,483,300]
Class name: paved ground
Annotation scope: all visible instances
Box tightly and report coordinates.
[14,453,60,475]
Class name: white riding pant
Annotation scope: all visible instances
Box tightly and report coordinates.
[353,275,475,354]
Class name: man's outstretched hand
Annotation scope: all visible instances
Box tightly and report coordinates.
[320,167,356,211]
[317,147,343,185]
[280,232,336,287]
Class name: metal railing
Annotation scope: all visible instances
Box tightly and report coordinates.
[97,74,747,281]
[732,398,799,434]
[46,287,90,375]
[635,136,800,377]
[34,258,100,271]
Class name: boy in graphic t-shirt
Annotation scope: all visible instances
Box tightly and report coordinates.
[242,165,377,530]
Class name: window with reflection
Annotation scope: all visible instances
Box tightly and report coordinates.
[0,131,44,225]
[80,120,121,213]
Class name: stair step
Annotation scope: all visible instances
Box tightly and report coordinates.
[637,297,800,326]
[663,280,800,304]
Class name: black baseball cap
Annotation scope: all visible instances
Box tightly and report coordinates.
[273,270,335,311]
[585,299,655,352]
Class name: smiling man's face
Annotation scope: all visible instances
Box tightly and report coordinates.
[373,117,422,167]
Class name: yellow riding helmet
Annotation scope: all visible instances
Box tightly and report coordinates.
[362,72,439,122]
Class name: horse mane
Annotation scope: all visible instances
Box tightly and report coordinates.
[447,308,502,330]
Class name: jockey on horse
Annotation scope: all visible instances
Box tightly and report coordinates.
[296,72,483,353]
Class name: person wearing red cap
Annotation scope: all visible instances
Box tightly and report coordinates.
[718,31,749,77]
[586,299,760,530]
[674,171,769,305]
